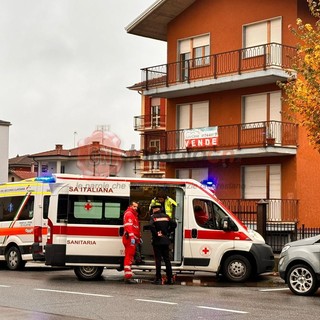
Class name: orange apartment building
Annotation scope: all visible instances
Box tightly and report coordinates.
[127,0,320,229]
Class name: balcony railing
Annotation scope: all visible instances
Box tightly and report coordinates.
[220,199,298,223]
[141,43,296,90]
[134,114,166,131]
[142,121,298,155]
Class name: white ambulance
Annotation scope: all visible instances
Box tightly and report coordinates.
[45,174,274,282]
[0,177,52,269]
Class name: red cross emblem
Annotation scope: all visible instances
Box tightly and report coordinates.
[84,202,93,211]
[200,246,211,256]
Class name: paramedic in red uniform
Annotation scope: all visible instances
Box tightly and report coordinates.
[122,201,140,284]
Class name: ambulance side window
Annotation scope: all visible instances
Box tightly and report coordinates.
[43,195,50,219]
[0,196,34,221]
[193,199,235,230]
[57,195,68,221]
[61,195,127,225]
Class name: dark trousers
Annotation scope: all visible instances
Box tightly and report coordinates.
[153,244,172,280]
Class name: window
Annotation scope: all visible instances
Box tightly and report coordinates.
[149,140,160,153]
[57,195,128,225]
[151,105,160,128]
[242,91,281,141]
[179,34,210,80]
[150,161,160,171]
[192,199,237,231]
[0,195,34,222]
[242,165,281,220]
[43,195,50,219]
[177,101,209,150]
[177,101,209,130]
[242,165,281,199]
[176,168,208,182]
[243,17,282,61]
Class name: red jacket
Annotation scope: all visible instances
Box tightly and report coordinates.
[123,206,140,242]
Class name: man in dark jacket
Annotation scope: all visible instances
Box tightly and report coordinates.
[146,201,177,285]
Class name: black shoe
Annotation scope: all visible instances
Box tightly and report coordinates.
[124,278,137,284]
[151,279,162,285]
[164,280,173,285]
[134,260,145,265]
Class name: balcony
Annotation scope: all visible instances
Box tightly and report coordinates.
[134,114,166,131]
[140,43,296,98]
[142,120,298,160]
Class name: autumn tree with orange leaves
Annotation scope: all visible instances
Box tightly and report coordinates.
[280,0,320,152]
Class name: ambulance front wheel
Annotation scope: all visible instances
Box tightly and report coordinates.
[74,266,104,281]
[5,246,26,270]
[222,255,251,282]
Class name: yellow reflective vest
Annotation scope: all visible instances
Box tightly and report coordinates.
[149,197,177,218]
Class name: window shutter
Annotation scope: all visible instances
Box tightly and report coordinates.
[179,39,191,54]
[269,165,281,198]
[192,102,209,128]
[245,22,267,47]
[177,104,190,129]
[243,166,266,198]
[191,168,208,182]
[193,35,210,48]
[243,94,267,123]
[271,18,281,43]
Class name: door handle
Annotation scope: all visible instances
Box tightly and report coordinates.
[191,228,198,238]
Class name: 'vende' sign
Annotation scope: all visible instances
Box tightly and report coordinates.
[184,127,219,148]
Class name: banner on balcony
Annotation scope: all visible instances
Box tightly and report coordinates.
[184,126,218,149]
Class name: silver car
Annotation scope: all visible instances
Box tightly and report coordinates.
[278,235,320,296]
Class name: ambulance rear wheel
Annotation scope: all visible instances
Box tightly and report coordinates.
[74,266,104,281]
[222,255,251,282]
[5,246,26,270]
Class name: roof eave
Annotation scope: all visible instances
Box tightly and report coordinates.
[125,0,196,42]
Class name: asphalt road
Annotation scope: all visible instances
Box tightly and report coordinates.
[0,262,319,320]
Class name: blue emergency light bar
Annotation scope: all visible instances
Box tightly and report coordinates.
[201,179,216,193]
[35,176,56,183]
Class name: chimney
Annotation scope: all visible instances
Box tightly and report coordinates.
[55,144,63,155]
[92,141,100,147]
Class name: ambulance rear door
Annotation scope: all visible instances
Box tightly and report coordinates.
[64,181,130,266]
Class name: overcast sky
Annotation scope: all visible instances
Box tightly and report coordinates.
[0,0,166,158]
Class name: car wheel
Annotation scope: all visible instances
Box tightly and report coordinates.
[222,255,252,282]
[74,266,104,281]
[287,264,318,296]
[6,246,26,270]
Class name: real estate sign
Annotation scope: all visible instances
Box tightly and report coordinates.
[184,127,218,148]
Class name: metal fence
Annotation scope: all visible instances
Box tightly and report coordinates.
[220,199,320,253]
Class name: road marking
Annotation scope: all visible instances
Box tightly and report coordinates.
[0,285,10,288]
[135,298,178,305]
[259,288,289,292]
[34,288,113,298]
[197,306,248,314]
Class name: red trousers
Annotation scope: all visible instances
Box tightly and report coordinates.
[122,237,136,279]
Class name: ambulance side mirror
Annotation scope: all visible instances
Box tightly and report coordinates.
[222,217,230,231]
[222,217,238,231]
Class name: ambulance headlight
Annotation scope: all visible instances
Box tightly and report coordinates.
[248,229,265,242]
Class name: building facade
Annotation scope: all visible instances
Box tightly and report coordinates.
[127,0,320,227]
[0,120,11,183]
